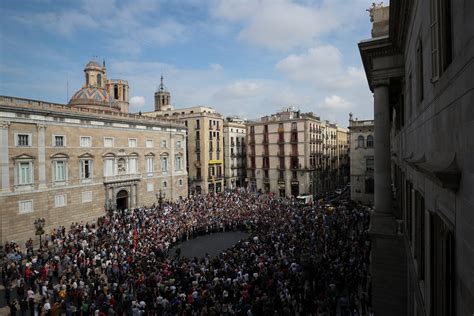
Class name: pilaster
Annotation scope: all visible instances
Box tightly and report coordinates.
[37,123,47,189]
[0,121,11,192]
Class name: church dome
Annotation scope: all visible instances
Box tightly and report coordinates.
[68,86,120,112]
[85,60,102,70]
[69,86,107,105]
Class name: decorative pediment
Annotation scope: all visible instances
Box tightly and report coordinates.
[160,152,169,157]
[12,153,35,161]
[145,152,155,157]
[102,152,116,157]
[78,153,94,159]
[128,152,139,157]
[50,152,69,159]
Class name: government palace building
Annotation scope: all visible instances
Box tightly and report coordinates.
[0,61,188,245]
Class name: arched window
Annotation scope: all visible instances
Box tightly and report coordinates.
[86,73,89,86]
[114,85,119,100]
[367,135,374,148]
[358,135,365,148]
[97,74,102,87]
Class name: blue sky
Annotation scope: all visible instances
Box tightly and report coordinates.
[0,0,375,126]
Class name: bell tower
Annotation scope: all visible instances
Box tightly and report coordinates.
[84,60,106,89]
[154,75,173,112]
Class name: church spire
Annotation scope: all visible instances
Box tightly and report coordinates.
[159,75,165,91]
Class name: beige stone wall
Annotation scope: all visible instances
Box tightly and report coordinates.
[0,103,188,246]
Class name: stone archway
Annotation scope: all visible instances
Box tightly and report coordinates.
[116,189,129,210]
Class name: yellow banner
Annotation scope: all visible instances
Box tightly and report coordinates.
[209,160,223,164]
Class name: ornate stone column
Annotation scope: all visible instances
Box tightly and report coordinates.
[0,121,10,192]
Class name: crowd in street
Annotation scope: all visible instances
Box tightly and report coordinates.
[1,188,372,315]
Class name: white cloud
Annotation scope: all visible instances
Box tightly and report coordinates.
[14,11,98,37]
[213,81,261,100]
[210,63,222,71]
[130,96,146,108]
[276,45,366,89]
[209,0,373,50]
[320,95,351,109]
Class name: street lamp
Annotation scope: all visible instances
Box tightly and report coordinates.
[104,198,114,217]
[34,218,45,249]
[156,189,164,211]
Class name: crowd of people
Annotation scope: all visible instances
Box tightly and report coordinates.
[1,188,372,315]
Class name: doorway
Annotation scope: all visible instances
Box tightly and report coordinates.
[116,190,129,210]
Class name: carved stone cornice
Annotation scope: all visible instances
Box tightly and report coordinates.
[0,120,10,129]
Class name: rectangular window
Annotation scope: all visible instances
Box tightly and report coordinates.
[54,194,67,207]
[104,137,114,148]
[17,134,31,147]
[196,168,201,179]
[146,139,154,148]
[416,39,424,103]
[18,162,32,185]
[161,157,168,173]
[19,200,33,214]
[430,0,452,81]
[128,138,137,148]
[146,157,154,174]
[104,159,114,177]
[129,158,138,174]
[176,140,181,149]
[175,156,182,171]
[54,160,66,182]
[80,159,92,180]
[82,191,92,203]
[147,182,154,192]
[54,135,65,147]
[196,120,200,129]
[366,157,374,172]
[178,179,183,186]
[80,136,91,147]
[161,140,168,148]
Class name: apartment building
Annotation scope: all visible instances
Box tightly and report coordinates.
[223,117,246,189]
[143,80,224,195]
[246,107,329,197]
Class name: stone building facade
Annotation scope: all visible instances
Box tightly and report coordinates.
[348,115,374,205]
[0,96,187,246]
[0,61,187,246]
[223,117,246,189]
[143,82,224,195]
[359,1,474,315]
[246,108,346,197]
